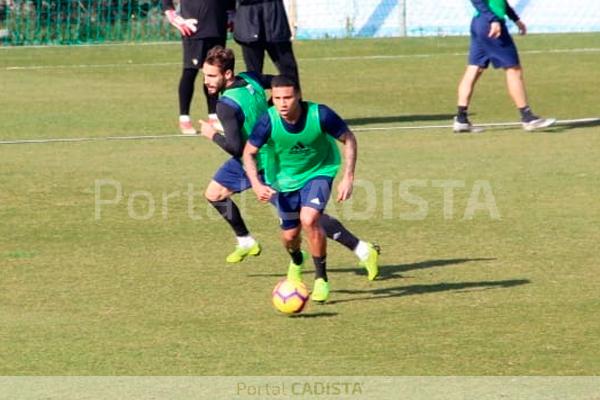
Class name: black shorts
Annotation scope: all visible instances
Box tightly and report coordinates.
[182,37,227,69]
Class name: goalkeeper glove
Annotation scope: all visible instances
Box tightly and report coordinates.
[165,9,198,37]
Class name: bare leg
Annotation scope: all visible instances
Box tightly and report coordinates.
[300,207,326,258]
[281,227,302,254]
[505,66,528,109]
[458,65,485,107]
[300,207,329,301]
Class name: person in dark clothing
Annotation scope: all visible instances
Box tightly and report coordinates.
[163,0,235,134]
[233,0,300,88]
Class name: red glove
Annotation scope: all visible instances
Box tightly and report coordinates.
[165,9,198,37]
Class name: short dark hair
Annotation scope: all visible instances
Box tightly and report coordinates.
[205,46,235,73]
[271,75,300,91]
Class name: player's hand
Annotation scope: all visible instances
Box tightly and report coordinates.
[336,177,353,202]
[516,20,527,35]
[226,10,235,33]
[488,21,501,39]
[252,183,276,203]
[199,119,217,140]
[165,10,198,37]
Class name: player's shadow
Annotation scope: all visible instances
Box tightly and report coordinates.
[545,118,600,133]
[246,258,495,280]
[327,279,530,305]
[289,312,338,319]
[330,257,497,281]
[346,113,455,126]
[485,118,600,133]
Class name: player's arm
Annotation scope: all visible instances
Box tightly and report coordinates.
[199,100,244,157]
[335,130,357,202]
[226,0,236,32]
[161,0,174,11]
[318,104,356,202]
[505,2,526,35]
[225,0,236,11]
[162,0,197,36]
[470,0,501,38]
[243,114,276,202]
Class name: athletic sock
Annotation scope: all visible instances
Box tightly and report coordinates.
[353,240,371,262]
[237,235,256,249]
[288,249,304,265]
[179,68,198,116]
[313,255,328,282]
[457,106,469,123]
[320,214,359,251]
[519,106,538,122]
[208,198,249,237]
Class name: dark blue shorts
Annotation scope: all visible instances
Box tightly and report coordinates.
[274,176,333,230]
[213,158,252,193]
[468,16,520,69]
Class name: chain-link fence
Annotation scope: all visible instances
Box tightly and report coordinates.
[0,0,178,45]
[2,0,600,46]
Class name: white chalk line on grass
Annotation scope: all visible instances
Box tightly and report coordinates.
[2,34,600,51]
[1,118,598,145]
[4,47,600,71]
[304,47,600,62]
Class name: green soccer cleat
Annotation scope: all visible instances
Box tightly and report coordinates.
[225,242,261,263]
[311,278,330,303]
[359,243,380,281]
[287,250,308,282]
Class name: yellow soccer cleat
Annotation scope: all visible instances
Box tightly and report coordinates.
[225,242,261,263]
[359,243,380,281]
[287,250,308,282]
[311,278,330,303]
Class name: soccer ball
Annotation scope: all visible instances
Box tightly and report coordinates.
[272,279,309,314]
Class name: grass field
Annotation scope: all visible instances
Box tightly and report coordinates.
[1,33,599,376]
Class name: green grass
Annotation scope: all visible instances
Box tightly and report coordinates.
[1,34,599,375]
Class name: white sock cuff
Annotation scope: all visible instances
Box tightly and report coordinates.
[237,235,256,248]
[354,240,370,261]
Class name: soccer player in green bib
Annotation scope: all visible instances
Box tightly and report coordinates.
[199,47,379,283]
[243,76,359,303]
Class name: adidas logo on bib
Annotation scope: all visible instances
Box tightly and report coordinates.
[289,142,309,155]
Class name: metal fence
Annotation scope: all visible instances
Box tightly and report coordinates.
[2,0,600,46]
[0,0,178,45]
